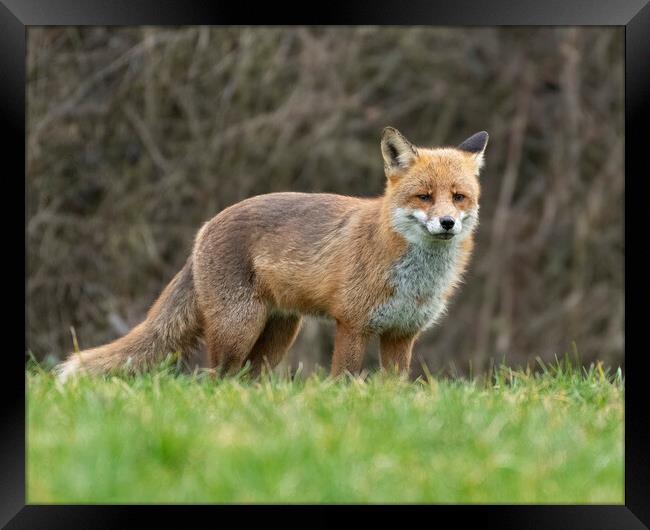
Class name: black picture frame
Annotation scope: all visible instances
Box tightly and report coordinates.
[6,1,649,527]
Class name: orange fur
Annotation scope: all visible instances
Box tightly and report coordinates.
[56,128,487,380]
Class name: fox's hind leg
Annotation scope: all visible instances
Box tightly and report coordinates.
[200,299,268,376]
[245,313,303,377]
[192,240,269,376]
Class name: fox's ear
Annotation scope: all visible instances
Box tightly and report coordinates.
[381,127,418,177]
[457,131,489,170]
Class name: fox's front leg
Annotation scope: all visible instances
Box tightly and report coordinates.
[330,323,370,377]
[379,332,417,376]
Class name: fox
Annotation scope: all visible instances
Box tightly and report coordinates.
[56,127,488,381]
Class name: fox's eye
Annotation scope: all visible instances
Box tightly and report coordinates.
[453,193,465,202]
[417,194,431,202]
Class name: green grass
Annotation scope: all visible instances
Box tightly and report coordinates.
[27,360,624,504]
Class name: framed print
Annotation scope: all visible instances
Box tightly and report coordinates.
[5,0,649,527]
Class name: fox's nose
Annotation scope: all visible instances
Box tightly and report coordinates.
[440,216,455,231]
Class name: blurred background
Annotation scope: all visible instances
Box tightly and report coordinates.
[26,27,624,377]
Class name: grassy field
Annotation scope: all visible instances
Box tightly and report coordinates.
[27,360,624,504]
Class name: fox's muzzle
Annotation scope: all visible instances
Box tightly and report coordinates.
[425,215,462,237]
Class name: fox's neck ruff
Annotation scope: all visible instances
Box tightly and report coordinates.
[368,235,463,334]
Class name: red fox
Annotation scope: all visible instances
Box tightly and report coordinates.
[56,127,488,380]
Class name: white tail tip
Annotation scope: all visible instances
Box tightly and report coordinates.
[54,357,81,383]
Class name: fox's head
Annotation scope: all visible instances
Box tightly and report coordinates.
[381,127,488,245]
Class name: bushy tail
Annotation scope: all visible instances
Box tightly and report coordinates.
[55,258,200,381]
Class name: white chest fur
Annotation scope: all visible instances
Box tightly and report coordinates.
[369,241,460,335]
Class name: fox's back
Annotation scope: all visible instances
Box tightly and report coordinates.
[193,192,388,316]
[199,192,378,257]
